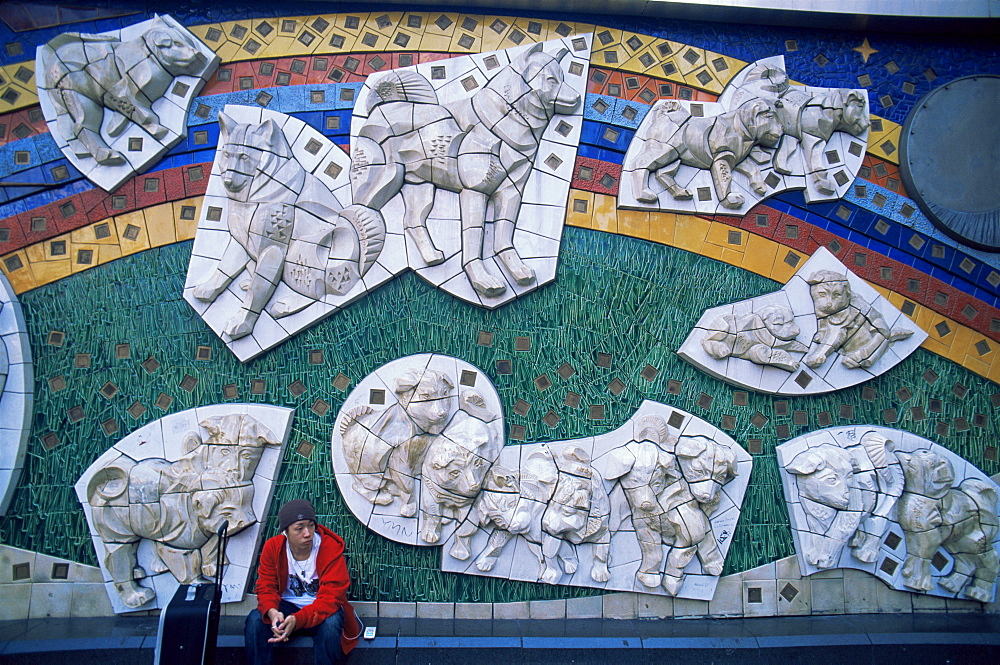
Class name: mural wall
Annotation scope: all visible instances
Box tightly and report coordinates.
[1,1,998,619]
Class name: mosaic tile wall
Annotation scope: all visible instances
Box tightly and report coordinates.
[1,1,999,616]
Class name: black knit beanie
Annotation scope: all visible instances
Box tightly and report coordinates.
[278,499,317,532]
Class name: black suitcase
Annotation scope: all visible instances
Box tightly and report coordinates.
[154,522,230,665]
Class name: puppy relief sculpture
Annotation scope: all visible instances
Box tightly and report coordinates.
[778,427,1000,602]
[333,359,751,600]
[619,56,869,214]
[37,14,219,191]
[677,247,925,395]
[76,405,292,613]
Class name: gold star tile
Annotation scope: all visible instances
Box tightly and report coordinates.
[854,38,878,63]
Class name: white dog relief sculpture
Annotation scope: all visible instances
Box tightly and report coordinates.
[37,15,219,191]
[620,56,869,214]
[333,354,504,547]
[184,105,387,362]
[778,427,1000,602]
[349,36,590,307]
[444,401,750,600]
[75,405,292,613]
[188,36,590,362]
[0,273,33,515]
[677,247,925,394]
[334,362,751,600]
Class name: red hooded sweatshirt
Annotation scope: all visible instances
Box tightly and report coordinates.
[254,524,360,654]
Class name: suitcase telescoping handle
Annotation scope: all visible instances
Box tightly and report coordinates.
[204,520,228,665]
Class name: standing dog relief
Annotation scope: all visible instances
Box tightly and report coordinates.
[332,356,752,602]
[620,55,869,215]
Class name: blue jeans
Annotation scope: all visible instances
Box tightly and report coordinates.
[245,601,345,665]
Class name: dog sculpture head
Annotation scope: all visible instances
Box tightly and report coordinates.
[426,416,496,499]
[674,435,738,506]
[516,42,581,119]
[216,112,293,202]
[806,270,853,317]
[143,16,205,77]
[395,368,455,435]
[896,449,955,499]
[786,444,855,510]
[738,98,783,148]
[758,303,800,342]
[830,89,870,137]
[193,484,256,538]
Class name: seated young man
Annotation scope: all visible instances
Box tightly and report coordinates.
[245,499,360,665]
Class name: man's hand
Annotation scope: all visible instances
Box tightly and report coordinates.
[267,609,297,643]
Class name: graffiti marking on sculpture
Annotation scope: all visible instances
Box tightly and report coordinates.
[37,15,219,191]
[778,427,1000,603]
[76,406,292,612]
[336,371,751,599]
[896,450,1000,602]
[804,269,914,370]
[620,56,869,213]
[678,248,926,394]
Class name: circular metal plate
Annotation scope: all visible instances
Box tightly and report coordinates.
[899,75,1000,251]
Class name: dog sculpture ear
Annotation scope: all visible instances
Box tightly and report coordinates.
[675,435,708,459]
[250,119,288,157]
[218,111,235,143]
[603,446,636,481]
[555,47,570,63]
[787,450,825,476]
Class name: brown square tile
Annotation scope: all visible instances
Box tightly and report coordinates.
[792,410,808,425]
[543,411,560,428]
[223,384,238,399]
[195,346,212,361]
[41,432,61,450]
[296,441,315,458]
[48,375,66,392]
[667,411,685,429]
[565,392,581,408]
[774,400,789,416]
[179,374,198,392]
[251,379,266,395]
[333,373,350,391]
[608,378,626,396]
[721,414,736,430]
[557,363,575,380]
[840,404,854,419]
[697,393,713,409]
[513,399,531,416]
[155,393,173,410]
[67,405,85,423]
[589,404,605,420]
[496,359,512,375]
[460,370,478,387]
[595,352,612,368]
[733,391,748,406]
[74,353,91,368]
[311,399,330,417]
[747,438,763,454]
[477,330,494,347]
[141,356,160,373]
[99,382,118,399]
[641,364,658,382]
[514,336,531,352]
[127,402,146,419]
[667,379,682,394]
[535,374,552,391]
[750,412,769,429]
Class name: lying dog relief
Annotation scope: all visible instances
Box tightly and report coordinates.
[677,247,926,395]
[333,359,752,601]
[37,14,219,191]
[620,55,869,214]
[75,405,292,613]
[778,427,1000,603]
